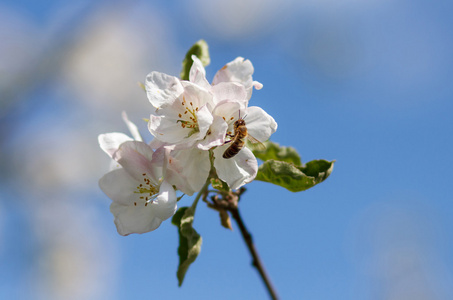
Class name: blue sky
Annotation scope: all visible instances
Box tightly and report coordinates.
[1,0,453,299]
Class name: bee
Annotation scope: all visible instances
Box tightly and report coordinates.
[222,116,265,159]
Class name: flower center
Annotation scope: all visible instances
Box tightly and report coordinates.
[133,173,159,207]
[176,96,200,137]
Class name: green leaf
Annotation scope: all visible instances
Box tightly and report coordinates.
[210,177,230,192]
[171,207,202,286]
[180,40,210,80]
[252,141,301,165]
[255,159,334,192]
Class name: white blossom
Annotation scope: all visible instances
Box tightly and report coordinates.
[99,141,177,235]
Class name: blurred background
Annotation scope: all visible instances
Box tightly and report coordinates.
[1,0,452,299]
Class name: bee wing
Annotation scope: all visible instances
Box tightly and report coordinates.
[246,134,266,151]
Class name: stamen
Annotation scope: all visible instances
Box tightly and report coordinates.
[133,173,159,206]
[176,98,200,136]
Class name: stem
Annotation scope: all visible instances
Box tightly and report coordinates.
[229,207,280,300]
[190,179,210,212]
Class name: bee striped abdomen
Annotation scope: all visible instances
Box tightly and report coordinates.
[222,139,245,159]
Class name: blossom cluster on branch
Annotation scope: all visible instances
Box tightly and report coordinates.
[97,41,334,291]
[99,53,277,236]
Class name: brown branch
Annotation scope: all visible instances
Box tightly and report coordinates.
[204,188,279,299]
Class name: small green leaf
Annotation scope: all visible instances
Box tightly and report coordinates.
[210,177,230,192]
[255,159,334,192]
[180,40,210,80]
[171,207,202,286]
[137,81,146,91]
[252,141,302,165]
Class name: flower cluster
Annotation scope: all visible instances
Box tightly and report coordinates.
[99,56,277,235]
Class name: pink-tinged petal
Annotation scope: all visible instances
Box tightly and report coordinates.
[189,55,210,90]
[121,111,143,141]
[245,106,277,142]
[213,146,258,190]
[146,71,184,108]
[98,133,133,158]
[151,180,177,221]
[149,137,167,150]
[211,81,247,105]
[99,168,139,206]
[197,115,228,150]
[168,148,211,194]
[113,141,161,183]
[212,57,261,100]
[156,146,195,196]
[252,81,263,90]
[110,202,163,236]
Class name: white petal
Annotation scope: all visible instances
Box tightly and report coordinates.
[245,106,278,142]
[189,55,211,90]
[110,202,163,236]
[212,99,245,123]
[211,82,247,105]
[252,81,263,90]
[212,57,261,100]
[98,133,133,158]
[146,71,184,108]
[197,115,228,150]
[169,148,211,194]
[155,146,195,196]
[195,104,214,139]
[122,111,143,141]
[113,141,161,183]
[213,146,258,190]
[99,168,140,206]
[181,81,216,111]
[151,180,177,221]
[148,115,194,144]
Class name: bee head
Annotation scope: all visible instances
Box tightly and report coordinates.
[235,118,246,127]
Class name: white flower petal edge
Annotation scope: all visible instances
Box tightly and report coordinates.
[189,55,211,90]
[213,145,258,190]
[244,106,278,143]
[197,116,228,150]
[146,71,184,109]
[121,111,143,141]
[150,146,199,196]
[165,147,211,195]
[211,81,248,106]
[99,168,143,206]
[98,133,133,158]
[113,141,161,184]
[212,57,263,100]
